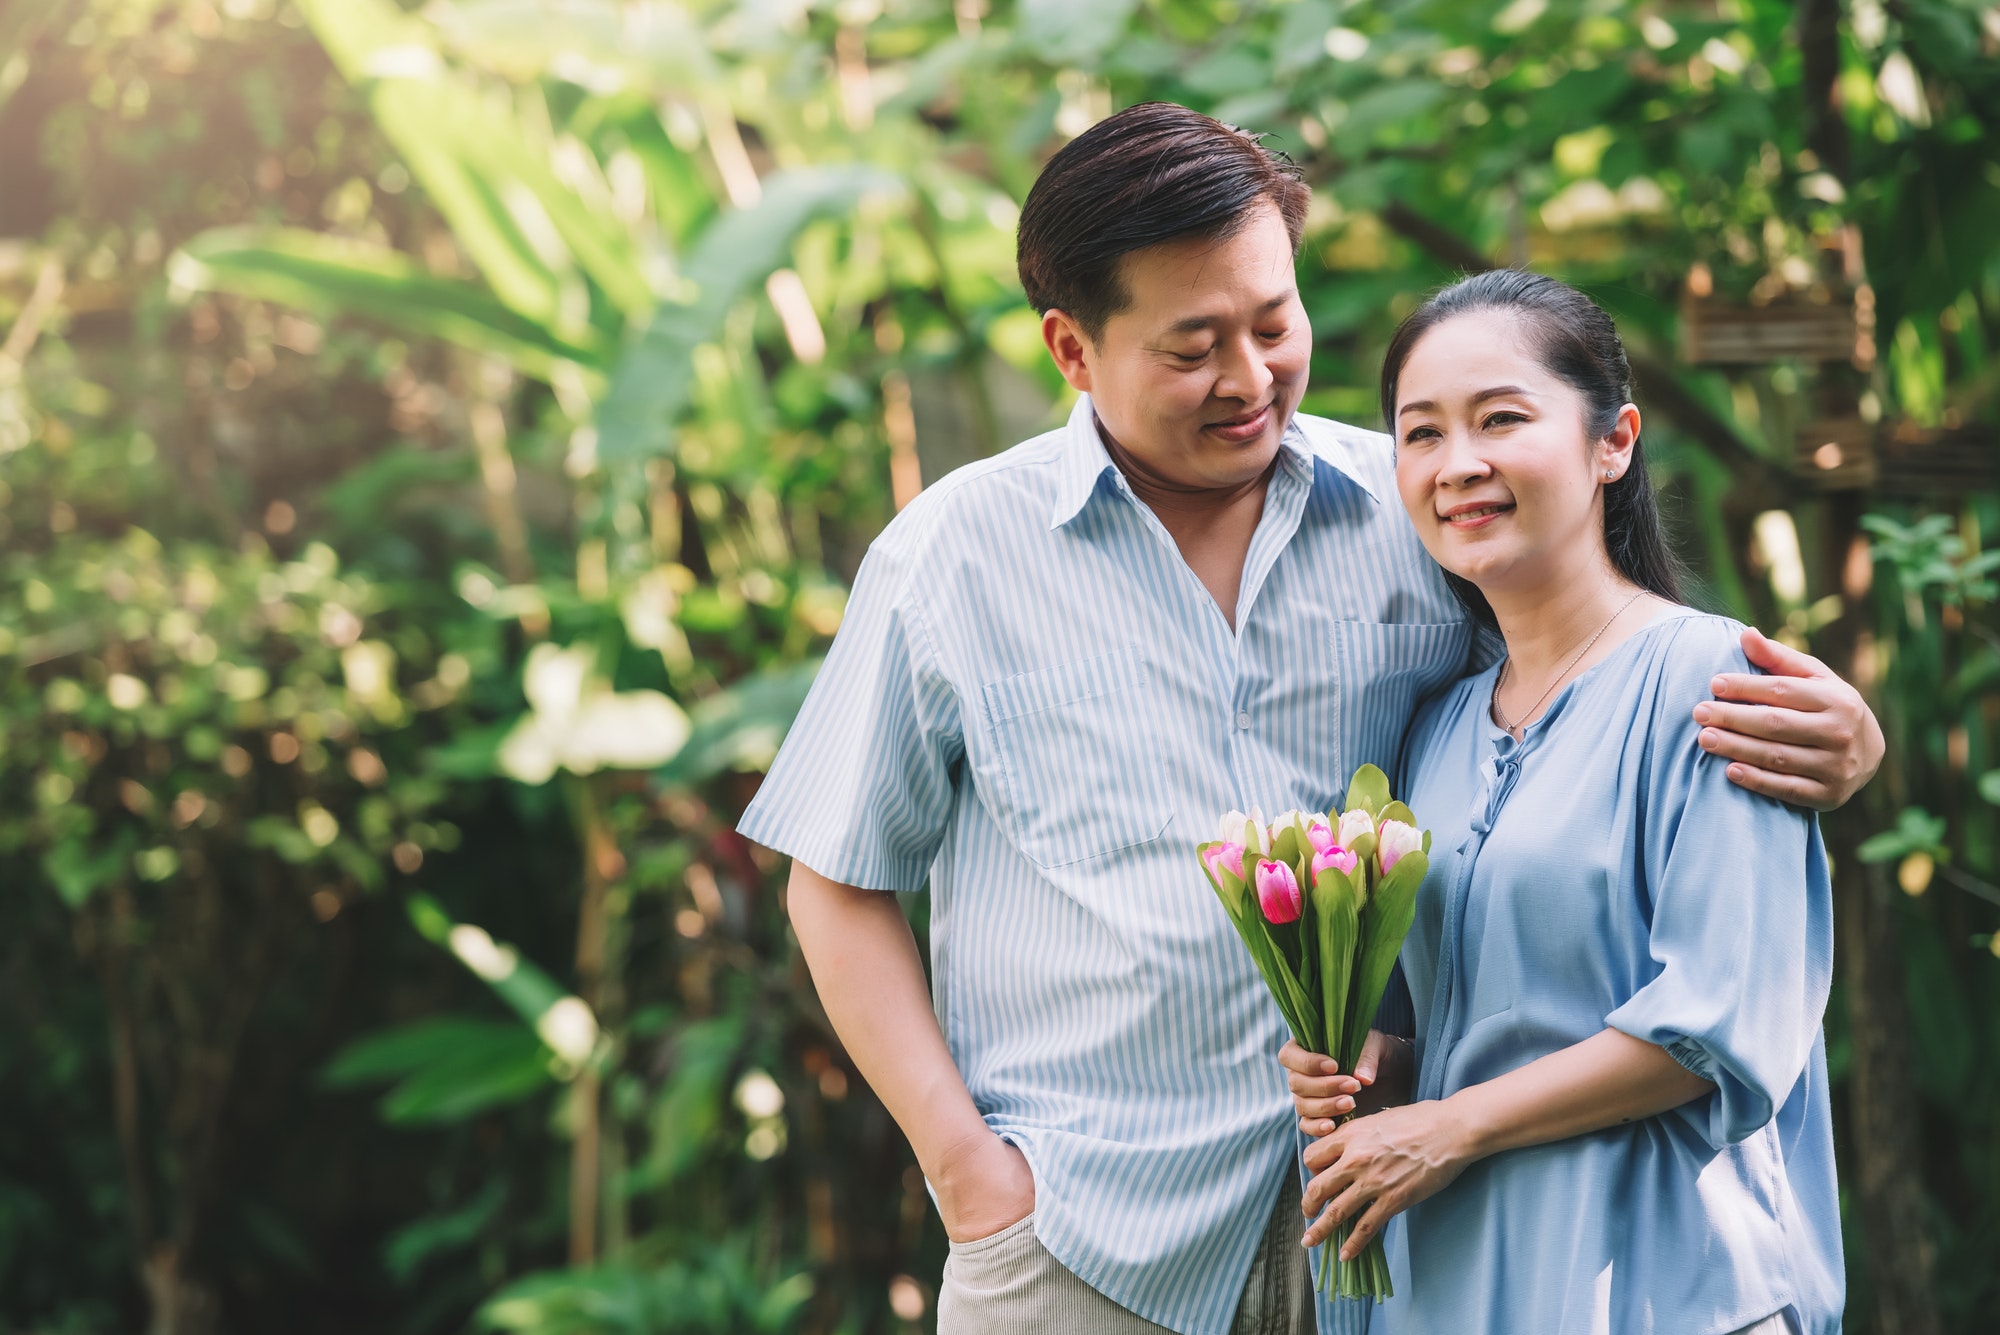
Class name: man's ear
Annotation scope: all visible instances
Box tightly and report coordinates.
[1041,309,1094,395]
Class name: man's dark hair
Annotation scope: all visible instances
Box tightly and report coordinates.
[1378,268,1687,631]
[1016,102,1310,341]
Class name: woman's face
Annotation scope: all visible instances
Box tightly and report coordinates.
[1391,309,1637,601]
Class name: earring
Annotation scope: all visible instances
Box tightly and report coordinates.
[1604,468,1616,480]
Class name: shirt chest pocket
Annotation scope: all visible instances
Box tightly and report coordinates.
[980,646,1175,870]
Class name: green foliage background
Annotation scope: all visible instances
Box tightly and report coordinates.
[1,1,1996,1331]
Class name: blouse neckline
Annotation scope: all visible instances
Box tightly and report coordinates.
[1479,604,1703,754]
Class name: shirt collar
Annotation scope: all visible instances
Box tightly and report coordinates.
[1049,394,1374,530]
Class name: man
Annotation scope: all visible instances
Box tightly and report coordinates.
[739,103,1880,1335]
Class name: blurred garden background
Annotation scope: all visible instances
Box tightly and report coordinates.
[1,0,1996,1331]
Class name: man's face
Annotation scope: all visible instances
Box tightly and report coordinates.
[1042,202,1311,489]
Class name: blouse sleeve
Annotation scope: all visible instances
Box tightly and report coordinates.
[1602,618,1835,1149]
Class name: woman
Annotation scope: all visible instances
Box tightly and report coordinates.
[1280,271,1842,1334]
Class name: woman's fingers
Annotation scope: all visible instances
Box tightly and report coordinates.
[1300,1148,1353,1214]
[1277,1039,1333,1076]
[1351,1029,1390,1086]
[1301,1129,1349,1174]
[1278,1039,1342,1075]
[1294,1093,1355,1124]
[1288,1069,1360,1098]
[1303,1178,1372,1248]
[1338,1194,1400,1262]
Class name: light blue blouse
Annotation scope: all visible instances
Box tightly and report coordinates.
[1378,609,1843,1335]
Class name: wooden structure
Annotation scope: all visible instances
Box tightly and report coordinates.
[1681,296,1861,366]
[1681,270,1993,499]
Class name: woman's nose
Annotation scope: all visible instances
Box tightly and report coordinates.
[1436,429,1491,486]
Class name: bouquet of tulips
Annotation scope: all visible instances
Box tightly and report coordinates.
[1196,763,1430,1300]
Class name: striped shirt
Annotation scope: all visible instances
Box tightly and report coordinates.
[740,394,1470,1335]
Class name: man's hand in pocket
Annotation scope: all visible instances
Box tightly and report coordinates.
[933,1129,1036,1243]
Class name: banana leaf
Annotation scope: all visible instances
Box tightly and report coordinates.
[170,227,610,378]
[596,165,899,464]
[299,0,650,324]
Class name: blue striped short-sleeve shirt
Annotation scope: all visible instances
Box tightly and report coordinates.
[740,395,1470,1335]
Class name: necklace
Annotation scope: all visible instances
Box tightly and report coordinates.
[1492,589,1647,738]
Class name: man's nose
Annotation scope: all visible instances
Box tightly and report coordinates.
[1212,337,1274,402]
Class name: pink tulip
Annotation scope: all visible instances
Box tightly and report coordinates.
[1338,807,1375,848]
[1378,819,1424,873]
[1204,841,1246,882]
[1254,859,1302,924]
[1312,845,1358,877]
[1305,816,1337,854]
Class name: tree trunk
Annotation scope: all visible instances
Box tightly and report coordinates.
[141,1246,219,1335]
[1795,0,1942,1322]
[1835,855,1941,1333]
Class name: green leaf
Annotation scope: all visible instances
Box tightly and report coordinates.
[1312,865,1361,1065]
[1018,0,1139,61]
[427,0,717,89]
[322,1015,531,1084]
[1342,80,1448,146]
[634,1015,744,1187]
[653,659,822,788]
[1857,806,1950,863]
[298,0,650,324]
[42,827,137,907]
[597,166,900,464]
[1346,850,1425,1067]
[397,893,573,1031]
[383,1179,507,1283]
[320,443,478,533]
[172,227,609,377]
[1856,830,1911,864]
[323,1017,554,1124]
[1343,764,1392,818]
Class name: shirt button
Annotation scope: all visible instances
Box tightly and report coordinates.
[1235,710,1253,730]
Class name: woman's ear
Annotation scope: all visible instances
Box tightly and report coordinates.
[1600,403,1641,483]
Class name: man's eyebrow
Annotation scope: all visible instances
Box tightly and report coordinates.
[1397,385,1535,417]
[1162,291,1296,336]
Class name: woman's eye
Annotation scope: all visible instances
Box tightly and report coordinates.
[1484,411,1526,428]
[1258,327,1289,342]
[1402,425,1440,445]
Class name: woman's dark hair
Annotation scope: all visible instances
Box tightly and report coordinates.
[1017,102,1309,341]
[1378,269,1684,629]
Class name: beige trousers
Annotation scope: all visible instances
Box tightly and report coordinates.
[936,1170,1315,1334]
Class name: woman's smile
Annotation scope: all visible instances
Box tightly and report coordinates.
[1440,500,1515,530]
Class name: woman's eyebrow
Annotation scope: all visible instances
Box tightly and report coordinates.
[1397,385,1535,417]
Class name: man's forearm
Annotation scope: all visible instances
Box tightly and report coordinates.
[786,862,989,1177]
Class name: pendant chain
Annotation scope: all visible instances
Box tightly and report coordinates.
[1493,590,1647,738]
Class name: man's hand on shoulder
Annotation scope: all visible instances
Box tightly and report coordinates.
[932,1127,1036,1243]
[1693,626,1884,811]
